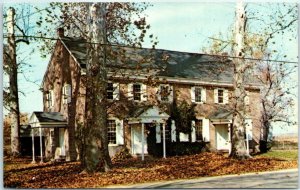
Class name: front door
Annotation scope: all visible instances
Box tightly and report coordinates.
[131,124,148,155]
[215,124,229,150]
[59,128,65,156]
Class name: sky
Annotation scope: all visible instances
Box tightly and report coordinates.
[1,1,299,135]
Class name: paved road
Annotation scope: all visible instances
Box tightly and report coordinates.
[107,169,298,189]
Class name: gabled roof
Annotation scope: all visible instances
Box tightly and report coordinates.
[59,37,260,86]
[129,105,169,124]
[29,112,67,128]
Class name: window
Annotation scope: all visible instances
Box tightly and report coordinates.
[47,90,54,108]
[133,83,141,101]
[160,85,170,102]
[128,83,146,101]
[107,120,117,144]
[214,88,228,104]
[62,84,71,104]
[218,89,224,104]
[195,120,203,141]
[107,83,114,100]
[191,86,206,103]
[158,84,173,102]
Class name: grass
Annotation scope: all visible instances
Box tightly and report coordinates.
[258,150,298,161]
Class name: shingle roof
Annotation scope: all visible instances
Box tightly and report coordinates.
[60,37,259,85]
[33,112,67,123]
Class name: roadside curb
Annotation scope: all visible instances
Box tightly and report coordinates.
[105,168,298,188]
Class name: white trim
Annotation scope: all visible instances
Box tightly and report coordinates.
[109,73,261,90]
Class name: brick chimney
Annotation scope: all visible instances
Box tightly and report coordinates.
[57,27,64,37]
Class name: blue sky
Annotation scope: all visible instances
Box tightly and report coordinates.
[2,2,298,135]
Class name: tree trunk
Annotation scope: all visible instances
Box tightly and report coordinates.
[83,3,112,173]
[229,1,250,159]
[7,7,21,157]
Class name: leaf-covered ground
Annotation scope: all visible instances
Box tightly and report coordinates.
[4,152,297,188]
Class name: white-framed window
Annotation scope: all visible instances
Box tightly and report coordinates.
[107,82,120,100]
[62,84,71,104]
[128,83,147,102]
[195,119,203,141]
[108,120,117,144]
[47,90,54,108]
[214,88,228,104]
[157,84,173,102]
[191,86,206,103]
[107,118,124,145]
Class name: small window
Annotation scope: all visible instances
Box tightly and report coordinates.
[195,87,202,102]
[107,83,114,100]
[133,84,141,101]
[218,89,224,104]
[158,84,173,102]
[195,120,203,141]
[47,90,54,108]
[107,120,117,144]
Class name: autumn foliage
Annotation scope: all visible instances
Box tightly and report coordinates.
[4,152,297,188]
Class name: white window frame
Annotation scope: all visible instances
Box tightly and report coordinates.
[62,84,71,104]
[158,84,173,103]
[191,86,206,104]
[47,90,54,108]
[107,118,124,146]
[107,82,120,101]
[128,83,147,102]
[214,88,228,104]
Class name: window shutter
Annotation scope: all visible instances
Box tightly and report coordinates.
[171,120,176,142]
[67,84,72,103]
[156,124,161,143]
[116,119,124,145]
[191,120,196,142]
[245,91,249,105]
[224,89,229,104]
[168,85,174,102]
[191,86,195,103]
[141,84,147,101]
[202,118,210,142]
[113,83,120,100]
[245,119,253,140]
[50,90,54,107]
[201,88,206,103]
[128,83,133,100]
[214,88,218,103]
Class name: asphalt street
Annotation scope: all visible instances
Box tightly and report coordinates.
[106,169,298,189]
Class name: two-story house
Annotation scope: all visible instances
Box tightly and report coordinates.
[29,28,262,162]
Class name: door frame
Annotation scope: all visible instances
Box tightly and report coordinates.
[215,124,230,150]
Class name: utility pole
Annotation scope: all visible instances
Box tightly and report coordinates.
[7,7,21,156]
[230,0,250,159]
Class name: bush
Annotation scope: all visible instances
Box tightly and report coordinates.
[147,141,207,157]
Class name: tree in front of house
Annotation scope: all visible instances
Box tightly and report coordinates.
[202,2,297,157]
[35,2,156,172]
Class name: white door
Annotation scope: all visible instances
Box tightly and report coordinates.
[132,125,148,155]
[215,124,229,150]
[59,128,65,156]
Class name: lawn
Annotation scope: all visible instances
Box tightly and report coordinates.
[4,152,298,188]
[257,150,298,161]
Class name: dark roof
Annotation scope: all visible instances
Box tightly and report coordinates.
[33,112,67,123]
[60,37,259,85]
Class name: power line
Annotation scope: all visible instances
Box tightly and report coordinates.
[3,34,298,64]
